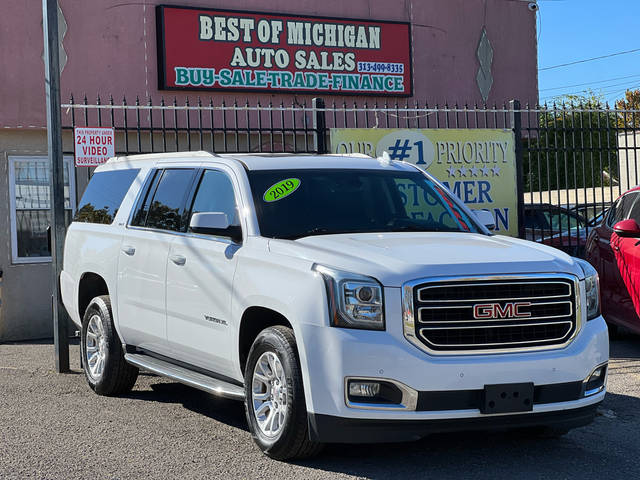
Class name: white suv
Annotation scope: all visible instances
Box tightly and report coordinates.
[61,151,608,460]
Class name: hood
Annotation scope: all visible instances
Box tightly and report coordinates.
[268,232,584,287]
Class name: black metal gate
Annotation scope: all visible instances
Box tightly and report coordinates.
[62,95,640,256]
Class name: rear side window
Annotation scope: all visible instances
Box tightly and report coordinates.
[132,168,196,232]
[74,169,140,224]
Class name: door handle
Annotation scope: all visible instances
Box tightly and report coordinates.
[170,254,186,266]
[122,245,136,256]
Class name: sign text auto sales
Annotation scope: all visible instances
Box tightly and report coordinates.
[156,6,412,95]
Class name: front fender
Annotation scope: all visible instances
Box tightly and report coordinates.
[231,245,330,410]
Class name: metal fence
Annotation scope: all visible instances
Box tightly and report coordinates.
[520,104,639,256]
[61,96,640,256]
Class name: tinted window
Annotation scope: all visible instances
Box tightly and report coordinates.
[131,170,162,227]
[248,169,480,239]
[74,169,139,224]
[524,209,546,229]
[189,170,238,225]
[543,210,583,231]
[608,193,638,227]
[628,195,640,223]
[144,169,196,232]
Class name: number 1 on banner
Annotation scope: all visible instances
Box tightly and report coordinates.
[414,141,425,165]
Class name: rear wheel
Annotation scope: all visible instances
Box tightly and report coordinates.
[244,326,323,460]
[81,295,138,395]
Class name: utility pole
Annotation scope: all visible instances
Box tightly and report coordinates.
[43,0,70,373]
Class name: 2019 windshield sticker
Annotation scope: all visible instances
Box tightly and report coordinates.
[263,178,301,202]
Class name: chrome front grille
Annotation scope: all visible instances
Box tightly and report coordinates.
[402,275,579,354]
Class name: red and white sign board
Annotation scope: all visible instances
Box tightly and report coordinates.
[74,127,115,166]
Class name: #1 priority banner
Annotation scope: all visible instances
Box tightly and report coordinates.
[330,128,519,236]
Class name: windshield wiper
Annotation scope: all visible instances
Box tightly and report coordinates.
[282,228,354,240]
[389,224,432,232]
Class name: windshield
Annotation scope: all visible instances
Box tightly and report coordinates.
[247,169,482,239]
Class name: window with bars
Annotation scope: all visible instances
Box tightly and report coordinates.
[8,156,76,263]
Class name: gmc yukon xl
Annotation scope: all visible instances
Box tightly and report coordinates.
[61,151,608,459]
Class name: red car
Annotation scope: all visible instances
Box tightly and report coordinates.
[586,186,640,335]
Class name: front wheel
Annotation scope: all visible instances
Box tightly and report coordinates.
[244,326,323,460]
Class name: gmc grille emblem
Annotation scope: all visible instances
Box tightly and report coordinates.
[473,302,532,319]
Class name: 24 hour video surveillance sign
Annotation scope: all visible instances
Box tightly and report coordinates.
[156,6,412,96]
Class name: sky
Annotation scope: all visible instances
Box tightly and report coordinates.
[536,0,640,105]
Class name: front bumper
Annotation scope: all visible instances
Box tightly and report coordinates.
[308,403,600,443]
[296,287,609,433]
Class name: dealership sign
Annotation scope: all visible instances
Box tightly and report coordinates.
[74,127,115,166]
[156,6,412,96]
[330,129,519,236]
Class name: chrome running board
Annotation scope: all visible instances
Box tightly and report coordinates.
[125,353,245,400]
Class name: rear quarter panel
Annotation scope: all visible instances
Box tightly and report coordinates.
[61,166,151,334]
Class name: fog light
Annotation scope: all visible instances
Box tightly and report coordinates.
[348,381,381,398]
[345,378,417,410]
[589,367,604,381]
[583,363,607,396]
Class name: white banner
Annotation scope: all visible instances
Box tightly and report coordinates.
[74,127,115,166]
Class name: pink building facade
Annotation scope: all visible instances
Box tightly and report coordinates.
[0,0,538,340]
[1,0,538,128]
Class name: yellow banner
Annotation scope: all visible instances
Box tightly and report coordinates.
[330,128,519,236]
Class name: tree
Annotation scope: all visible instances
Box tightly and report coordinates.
[615,89,640,128]
[523,93,619,192]
[74,203,113,224]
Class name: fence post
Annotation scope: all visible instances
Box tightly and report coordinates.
[313,98,327,154]
[43,0,70,373]
[510,100,525,239]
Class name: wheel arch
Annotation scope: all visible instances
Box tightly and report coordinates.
[78,272,111,321]
[238,306,293,376]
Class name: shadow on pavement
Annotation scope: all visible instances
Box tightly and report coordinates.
[117,373,640,479]
[293,391,639,479]
[609,336,640,361]
[124,381,249,432]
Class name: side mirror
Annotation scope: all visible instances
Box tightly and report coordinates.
[613,219,640,238]
[474,210,496,231]
[190,212,242,243]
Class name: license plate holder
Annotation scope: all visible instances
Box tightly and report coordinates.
[482,382,534,414]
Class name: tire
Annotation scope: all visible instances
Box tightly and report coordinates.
[244,326,323,460]
[81,295,138,396]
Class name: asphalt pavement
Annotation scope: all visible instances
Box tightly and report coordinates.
[1,336,639,480]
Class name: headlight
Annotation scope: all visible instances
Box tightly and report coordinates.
[313,264,385,330]
[574,258,600,320]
